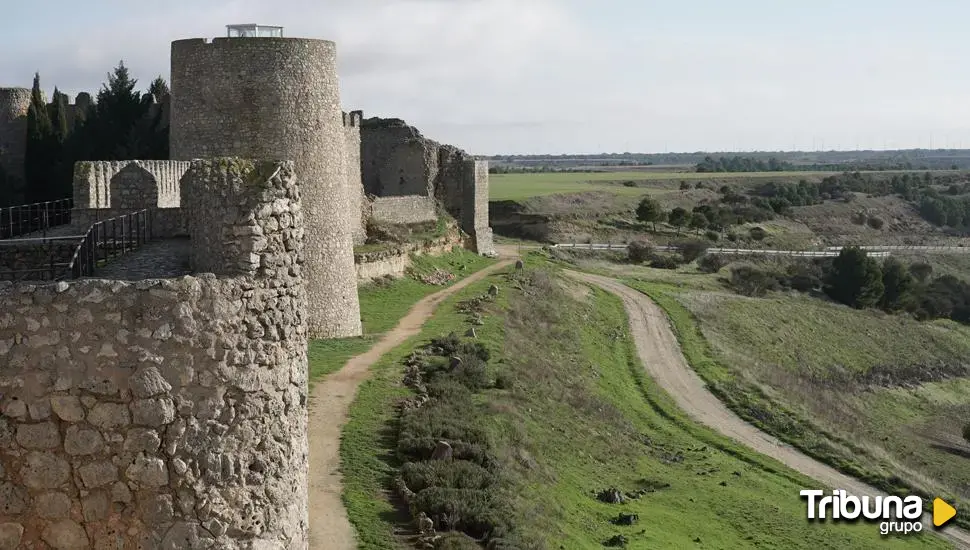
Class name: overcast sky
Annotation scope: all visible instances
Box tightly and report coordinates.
[2,0,968,155]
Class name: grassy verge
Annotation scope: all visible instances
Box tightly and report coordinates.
[629,280,970,531]
[340,256,945,548]
[307,248,494,384]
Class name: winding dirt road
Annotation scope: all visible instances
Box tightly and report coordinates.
[566,270,970,549]
[307,259,513,550]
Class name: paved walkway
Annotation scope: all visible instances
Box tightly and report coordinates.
[88,238,192,280]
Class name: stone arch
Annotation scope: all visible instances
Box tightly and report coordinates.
[109,162,159,210]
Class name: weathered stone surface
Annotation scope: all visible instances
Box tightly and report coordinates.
[64,425,104,455]
[41,519,89,549]
[125,455,168,487]
[22,452,70,489]
[0,522,23,550]
[140,493,174,524]
[124,428,161,454]
[0,158,311,547]
[0,482,27,515]
[81,491,110,522]
[49,396,85,422]
[129,366,172,398]
[15,422,60,450]
[87,403,130,430]
[77,461,118,489]
[130,397,176,427]
[35,492,71,519]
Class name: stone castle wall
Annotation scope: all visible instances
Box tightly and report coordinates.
[342,111,367,246]
[360,118,494,255]
[170,37,362,339]
[0,158,309,549]
[0,88,31,184]
[73,160,190,210]
[368,195,438,225]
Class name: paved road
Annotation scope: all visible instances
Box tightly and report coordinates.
[567,270,970,549]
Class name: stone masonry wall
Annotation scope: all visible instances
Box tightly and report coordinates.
[461,160,494,255]
[360,118,494,255]
[0,158,309,549]
[170,37,361,339]
[343,111,366,246]
[0,88,31,185]
[0,241,78,281]
[367,195,438,226]
[73,161,190,210]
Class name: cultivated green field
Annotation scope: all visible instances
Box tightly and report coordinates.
[489,171,837,200]
[338,255,945,548]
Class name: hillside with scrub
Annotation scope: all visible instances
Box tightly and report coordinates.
[554,243,970,535]
[331,252,950,548]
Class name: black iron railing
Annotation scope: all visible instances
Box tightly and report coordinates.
[0,209,153,282]
[0,235,86,282]
[0,198,73,239]
[66,209,153,279]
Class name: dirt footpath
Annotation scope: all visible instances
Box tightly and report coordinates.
[307,260,513,550]
[567,270,970,549]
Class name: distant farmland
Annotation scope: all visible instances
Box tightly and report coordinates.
[489,170,838,200]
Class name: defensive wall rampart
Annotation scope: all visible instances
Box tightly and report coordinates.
[0,88,31,184]
[367,195,438,226]
[360,118,494,254]
[0,158,309,549]
[170,37,361,339]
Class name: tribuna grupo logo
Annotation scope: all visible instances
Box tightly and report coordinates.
[801,490,957,536]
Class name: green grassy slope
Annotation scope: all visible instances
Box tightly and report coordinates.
[307,249,494,384]
[339,256,946,548]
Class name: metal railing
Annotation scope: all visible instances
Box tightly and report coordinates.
[0,209,153,281]
[66,209,153,279]
[0,198,73,239]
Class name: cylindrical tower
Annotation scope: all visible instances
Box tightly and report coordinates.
[0,87,31,185]
[170,37,362,339]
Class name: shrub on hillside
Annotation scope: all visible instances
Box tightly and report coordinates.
[698,254,728,273]
[823,247,884,309]
[401,461,495,492]
[411,487,513,540]
[649,255,681,270]
[679,240,710,262]
[705,230,720,242]
[627,241,653,264]
[964,424,970,444]
[867,216,885,230]
[730,264,779,297]
[749,226,767,241]
[909,262,933,282]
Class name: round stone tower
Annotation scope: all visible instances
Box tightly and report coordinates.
[0,87,31,184]
[169,37,362,339]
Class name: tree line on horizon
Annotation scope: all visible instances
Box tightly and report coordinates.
[0,61,169,207]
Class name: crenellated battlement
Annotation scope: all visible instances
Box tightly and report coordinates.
[342,110,363,128]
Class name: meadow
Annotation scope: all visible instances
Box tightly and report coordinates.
[336,253,946,548]
[489,170,836,200]
[556,252,970,531]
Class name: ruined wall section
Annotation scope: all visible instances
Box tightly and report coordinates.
[360,118,494,255]
[72,160,189,210]
[368,195,438,225]
[171,37,361,339]
[0,88,31,185]
[343,111,366,245]
[0,158,308,549]
[461,159,494,255]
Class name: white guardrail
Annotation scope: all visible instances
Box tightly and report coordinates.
[549,242,970,258]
